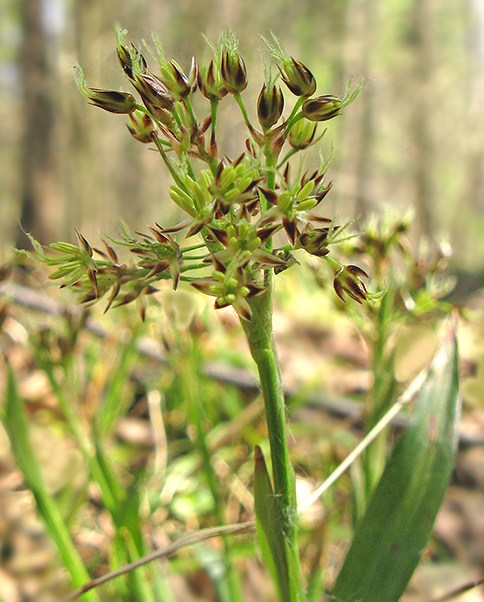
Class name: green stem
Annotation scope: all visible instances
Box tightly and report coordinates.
[284,111,304,136]
[210,99,219,165]
[180,262,208,273]
[360,282,397,506]
[234,92,252,130]
[183,96,198,127]
[181,243,207,253]
[285,97,305,128]
[152,136,187,192]
[242,286,297,545]
[181,254,208,261]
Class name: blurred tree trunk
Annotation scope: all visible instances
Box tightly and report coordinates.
[339,0,377,218]
[63,0,102,235]
[465,0,484,216]
[409,0,434,238]
[17,0,58,248]
[353,0,376,218]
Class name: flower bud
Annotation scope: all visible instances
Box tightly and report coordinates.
[302,95,341,122]
[221,49,248,94]
[135,73,175,111]
[73,66,137,114]
[127,111,156,143]
[143,103,174,127]
[288,118,318,149]
[333,265,369,304]
[257,84,284,129]
[279,58,316,97]
[159,60,193,99]
[198,60,227,101]
[299,228,331,257]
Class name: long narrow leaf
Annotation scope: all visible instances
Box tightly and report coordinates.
[330,316,461,602]
[254,445,304,602]
[3,362,101,602]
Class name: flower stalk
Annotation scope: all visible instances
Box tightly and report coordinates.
[32,29,369,602]
[242,288,298,544]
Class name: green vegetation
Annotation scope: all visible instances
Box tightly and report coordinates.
[2,27,462,602]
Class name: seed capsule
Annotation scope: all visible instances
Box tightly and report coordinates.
[279,58,316,97]
[302,95,341,122]
[221,49,248,94]
[257,84,284,129]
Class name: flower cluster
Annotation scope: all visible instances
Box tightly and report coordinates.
[38,30,372,320]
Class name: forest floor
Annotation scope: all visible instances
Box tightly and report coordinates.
[1,279,484,602]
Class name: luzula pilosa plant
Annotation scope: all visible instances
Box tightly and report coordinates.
[32,29,376,599]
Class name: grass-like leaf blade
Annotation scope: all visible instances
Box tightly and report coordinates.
[330,316,460,602]
[254,445,304,602]
[3,361,101,602]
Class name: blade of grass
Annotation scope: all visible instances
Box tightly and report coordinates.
[2,361,101,602]
[254,445,304,602]
[330,315,461,602]
[39,361,120,512]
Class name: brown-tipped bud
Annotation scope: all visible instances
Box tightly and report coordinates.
[188,56,198,93]
[144,102,174,127]
[198,60,227,101]
[221,50,248,94]
[117,43,147,81]
[74,228,93,256]
[280,58,316,97]
[127,111,156,143]
[258,186,278,206]
[117,41,134,79]
[116,29,147,80]
[299,228,331,257]
[170,60,191,97]
[333,264,369,304]
[257,84,284,129]
[86,90,137,114]
[135,73,174,111]
[159,60,192,99]
[102,240,118,263]
[74,64,138,113]
[302,95,341,122]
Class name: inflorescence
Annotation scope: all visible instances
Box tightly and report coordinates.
[34,30,376,320]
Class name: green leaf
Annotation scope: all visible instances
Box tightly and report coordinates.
[330,316,461,602]
[2,362,101,602]
[254,446,303,602]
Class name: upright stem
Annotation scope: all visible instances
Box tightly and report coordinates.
[242,282,297,545]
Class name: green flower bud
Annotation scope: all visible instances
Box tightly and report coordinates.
[73,65,137,114]
[135,73,175,111]
[221,42,248,94]
[302,95,341,122]
[143,102,174,127]
[288,118,317,149]
[159,59,196,99]
[257,84,284,129]
[198,60,227,101]
[299,228,331,257]
[279,58,316,97]
[127,111,156,143]
[116,29,147,81]
[333,265,369,304]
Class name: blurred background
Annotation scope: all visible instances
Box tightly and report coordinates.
[1,0,482,269]
[2,2,484,601]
